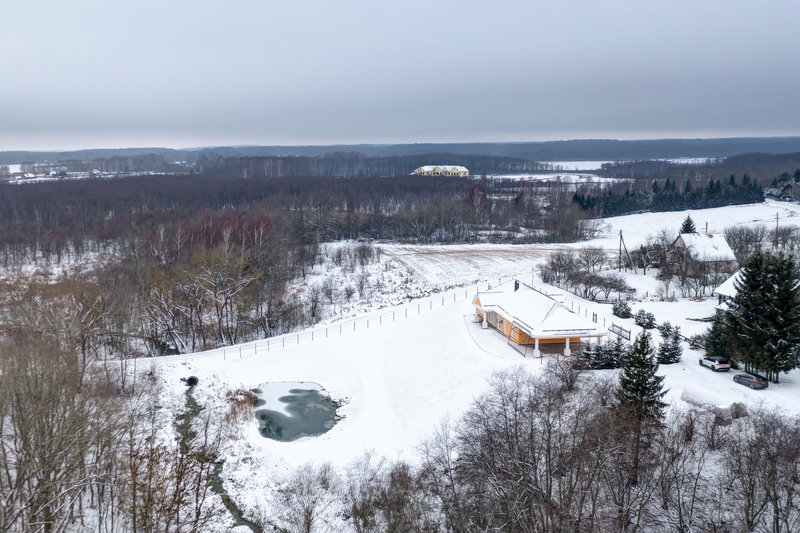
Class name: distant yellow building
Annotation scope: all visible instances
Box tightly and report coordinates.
[412,165,469,177]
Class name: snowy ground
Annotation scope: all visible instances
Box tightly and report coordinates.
[484,172,620,184]
[148,199,800,530]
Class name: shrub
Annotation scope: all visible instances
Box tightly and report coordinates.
[579,337,631,369]
[634,309,657,329]
[612,300,632,318]
[657,322,683,364]
[687,334,705,350]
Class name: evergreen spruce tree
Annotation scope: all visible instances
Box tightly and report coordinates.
[680,215,697,234]
[617,331,667,423]
[762,253,800,381]
[580,337,631,369]
[609,337,632,368]
[725,251,769,373]
[704,310,728,361]
[724,251,800,382]
[656,322,683,364]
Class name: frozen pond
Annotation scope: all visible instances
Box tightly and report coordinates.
[252,381,338,442]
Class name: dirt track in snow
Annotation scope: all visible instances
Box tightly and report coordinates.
[380,244,569,286]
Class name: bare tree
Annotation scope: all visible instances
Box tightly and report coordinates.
[275,463,336,533]
[541,250,577,288]
[578,246,608,273]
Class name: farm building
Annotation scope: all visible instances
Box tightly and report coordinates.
[412,165,469,177]
[668,233,738,275]
[472,281,607,357]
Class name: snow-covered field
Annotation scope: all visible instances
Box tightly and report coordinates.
[486,172,620,184]
[149,199,800,529]
[541,160,612,170]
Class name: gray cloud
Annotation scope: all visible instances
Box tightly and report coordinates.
[1,0,799,150]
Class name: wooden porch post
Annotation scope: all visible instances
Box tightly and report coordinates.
[564,337,571,357]
[533,337,541,358]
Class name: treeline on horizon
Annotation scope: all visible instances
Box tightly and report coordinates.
[194,152,545,177]
[8,152,546,178]
[598,151,800,182]
[3,136,800,165]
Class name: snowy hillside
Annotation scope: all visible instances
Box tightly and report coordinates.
[149,199,800,530]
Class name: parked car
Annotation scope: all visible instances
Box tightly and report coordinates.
[699,356,731,372]
[733,373,769,389]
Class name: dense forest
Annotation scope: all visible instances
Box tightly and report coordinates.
[573,174,765,217]
[599,151,800,182]
[194,152,545,178]
[0,173,590,357]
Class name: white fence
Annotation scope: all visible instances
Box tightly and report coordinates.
[212,277,516,361]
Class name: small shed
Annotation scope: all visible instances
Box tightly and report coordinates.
[472,281,607,357]
[712,268,743,305]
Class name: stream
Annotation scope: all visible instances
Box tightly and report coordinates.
[175,388,263,533]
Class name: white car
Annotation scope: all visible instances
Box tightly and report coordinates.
[699,356,732,372]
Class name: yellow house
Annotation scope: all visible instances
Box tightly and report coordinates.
[412,165,469,177]
[472,281,607,357]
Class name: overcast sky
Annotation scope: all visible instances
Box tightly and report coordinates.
[2,1,799,151]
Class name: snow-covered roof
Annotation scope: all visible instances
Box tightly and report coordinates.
[713,269,743,298]
[415,165,469,172]
[677,233,737,262]
[474,283,606,338]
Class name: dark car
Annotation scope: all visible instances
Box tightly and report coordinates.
[733,373,769,389]
[699,356,731,372]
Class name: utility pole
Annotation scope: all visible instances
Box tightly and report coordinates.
[618,230,638,274]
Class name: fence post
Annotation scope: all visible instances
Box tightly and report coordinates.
[442,296,444,306]
[367,319,369,328]
[340,324,342,335]
[430,300,432,310]
[393,311,395,321]
[297,334,299,344]
[239,346,242,358]
[312,330,314,341]
[283,337,285,348]
[380,315,382,325]
[418,303,420,314]
[326,328,328,338]
[354,321,356,331]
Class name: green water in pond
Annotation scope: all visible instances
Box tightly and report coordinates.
[254,387,337,441]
